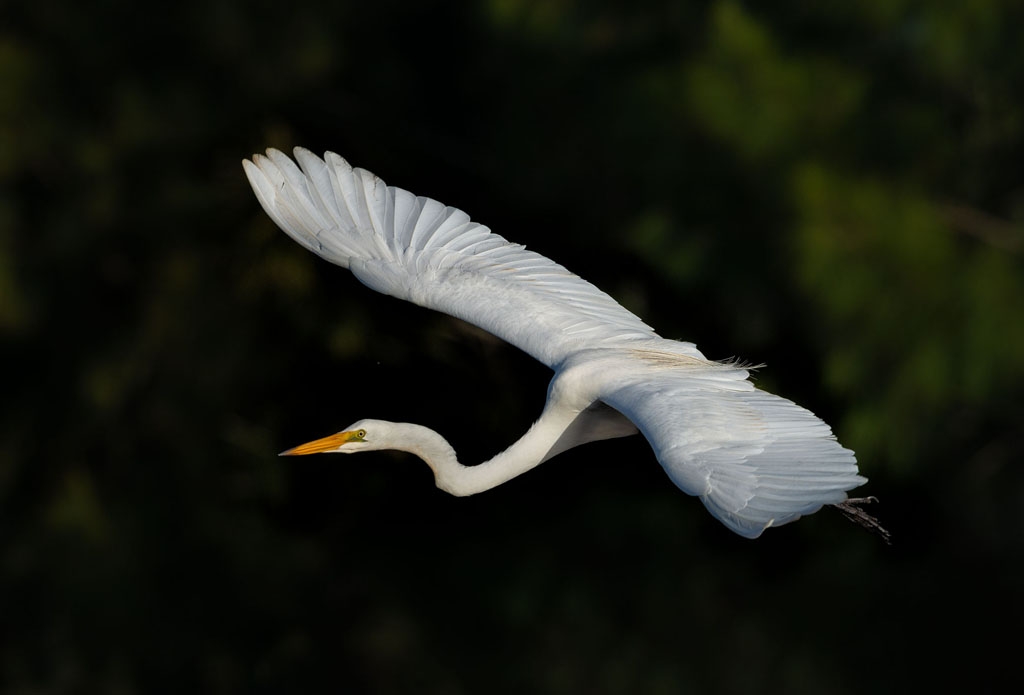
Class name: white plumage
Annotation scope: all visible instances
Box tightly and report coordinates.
[244,147,866,538]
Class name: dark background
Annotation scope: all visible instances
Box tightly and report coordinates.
[3,1,1022,693]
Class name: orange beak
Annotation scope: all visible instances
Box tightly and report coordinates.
[279,430,360,456]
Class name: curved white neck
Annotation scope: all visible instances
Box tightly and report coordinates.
[391,412,577,497]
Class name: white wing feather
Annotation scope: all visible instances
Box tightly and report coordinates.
[244,147,866,537]
[243,148,669,367]
[598,361,865,537]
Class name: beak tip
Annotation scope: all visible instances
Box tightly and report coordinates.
[277,431,352,457]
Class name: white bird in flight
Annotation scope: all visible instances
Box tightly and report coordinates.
[243,147,869,539]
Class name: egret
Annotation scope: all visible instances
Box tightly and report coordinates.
[243,147,871,538]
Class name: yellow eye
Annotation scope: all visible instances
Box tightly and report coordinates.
[357,429,367,439]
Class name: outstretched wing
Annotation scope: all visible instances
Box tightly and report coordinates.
[598,361,865,538]
[243,148,676,368]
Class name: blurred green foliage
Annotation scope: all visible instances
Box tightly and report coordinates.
[2,0,1022,693]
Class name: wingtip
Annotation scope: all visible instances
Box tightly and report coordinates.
[248,151,270,170]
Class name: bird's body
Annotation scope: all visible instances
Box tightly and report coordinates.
[244,148,867,538]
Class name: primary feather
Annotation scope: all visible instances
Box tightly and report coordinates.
[244,148,865,537]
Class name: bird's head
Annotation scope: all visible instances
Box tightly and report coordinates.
[278,419,456,484]
[279,419,389,456]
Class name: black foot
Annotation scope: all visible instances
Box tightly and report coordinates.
[833,496,891,545]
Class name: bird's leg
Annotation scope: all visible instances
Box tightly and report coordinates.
[833,497,891,545]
